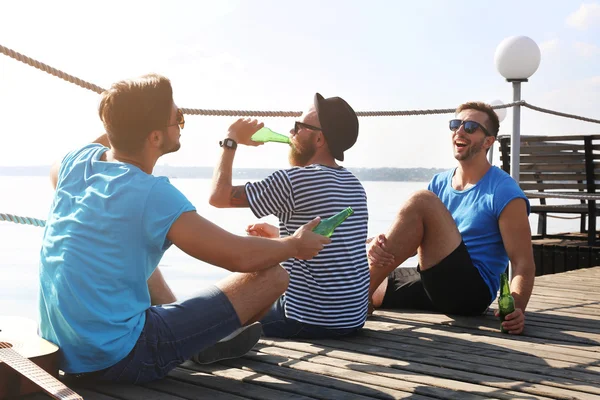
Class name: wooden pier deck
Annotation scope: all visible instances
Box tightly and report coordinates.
[26,267,600,400]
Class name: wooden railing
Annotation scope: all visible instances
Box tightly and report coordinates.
[498,134,600,246]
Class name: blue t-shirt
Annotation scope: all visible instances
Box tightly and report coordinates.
[428,166,530,300]
[38,144,195,373]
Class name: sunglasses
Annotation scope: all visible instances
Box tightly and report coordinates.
[449,119,490,136]
[167,109,185,129]
[294,121,322,135]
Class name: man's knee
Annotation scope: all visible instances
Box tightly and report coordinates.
[268,264,289,295]
[404,190,443,211]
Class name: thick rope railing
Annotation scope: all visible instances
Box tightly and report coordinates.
[2,44,599,122]
[1,45,599,226]
[0,213,46,227]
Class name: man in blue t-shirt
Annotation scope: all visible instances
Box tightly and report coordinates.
[38,74,330,384]
[368,101,535,335]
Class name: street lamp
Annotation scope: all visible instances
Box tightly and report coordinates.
[494,36,541,182]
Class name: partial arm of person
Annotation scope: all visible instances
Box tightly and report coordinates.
[147,267,176,305]
[246,222,279,238]
[167,211,329,273]
[209,118,263,208]
[497,198,536,335]
[49,133,110,189]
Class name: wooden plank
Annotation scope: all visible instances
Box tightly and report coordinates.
[203,355,441,400]
[499,134,600,142]
[524,300,600,317]
[519,173,588,181]
[20,388,119,400]
[168,366,317,400]
[186,361,432,400]
[87,383,188,400]
[521,183,588,190]
[530,205,593,213]
[145,378,251,400]
[253,344,572,400]
[366,317,600,363]
[372,313,600,360]
[244,348,526,400]
[523,302,600,322]
[375,311,600,350]
[530,285,600,302]
[535,275,600,286]
[346,325,600,376]
[275,336,600,394]
[519,154,587,163]
[520,163,600,172]
[520,144,586,153]
[360,322,600,378]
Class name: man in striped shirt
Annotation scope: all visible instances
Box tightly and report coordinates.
[210,94,370,339]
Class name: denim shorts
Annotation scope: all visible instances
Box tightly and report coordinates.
[92,285,241,384]
[261,295,363,339]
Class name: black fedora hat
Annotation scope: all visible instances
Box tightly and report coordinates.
[314,93,359,161]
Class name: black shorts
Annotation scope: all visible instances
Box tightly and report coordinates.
[380,241,492,315]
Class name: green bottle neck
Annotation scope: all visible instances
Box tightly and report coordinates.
[500,274,511,297]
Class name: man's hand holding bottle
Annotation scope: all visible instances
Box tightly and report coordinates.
[247,219,330,260]
[227,118,264,146]
[289,217,331,260]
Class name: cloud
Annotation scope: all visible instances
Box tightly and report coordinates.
[539,39,560,55]
[566,3,600,30]
[574,41,600,57]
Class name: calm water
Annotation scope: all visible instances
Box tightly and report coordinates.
[0,176,580,321]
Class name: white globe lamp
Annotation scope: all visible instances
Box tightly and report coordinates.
[495,36,541,81]
[489,99,508,123]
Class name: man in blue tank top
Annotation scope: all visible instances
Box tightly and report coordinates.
[368,101,535,335]
[38,74,330,384]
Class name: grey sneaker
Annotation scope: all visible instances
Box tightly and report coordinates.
[191,321,262,364]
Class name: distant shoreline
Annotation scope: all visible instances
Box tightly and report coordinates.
[0,165,447,182]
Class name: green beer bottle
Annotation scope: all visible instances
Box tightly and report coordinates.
[251,127,291,144]
[313,207,354,238]
[498,272,515,333]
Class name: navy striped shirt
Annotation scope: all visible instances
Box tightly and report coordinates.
[245,164,369,328]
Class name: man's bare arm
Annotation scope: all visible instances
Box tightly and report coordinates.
[498,198,535,311]
[497,198,535,335]
[167,211,328,273]
[147,267,176,305]
[209,144,249,208]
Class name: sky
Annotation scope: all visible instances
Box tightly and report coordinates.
[1,0,599,170]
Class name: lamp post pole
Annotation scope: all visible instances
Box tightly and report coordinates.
[509,80,526,182]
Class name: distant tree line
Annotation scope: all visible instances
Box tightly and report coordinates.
[0,165,447,182]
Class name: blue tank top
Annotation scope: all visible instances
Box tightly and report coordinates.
[428,166,529,300]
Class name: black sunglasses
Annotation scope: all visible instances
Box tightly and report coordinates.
[449,119,490,136]
[294,121,322,135]
[167,109,185,129]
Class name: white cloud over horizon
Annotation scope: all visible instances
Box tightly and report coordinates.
[566,2,600,30]
[574,41,600,56]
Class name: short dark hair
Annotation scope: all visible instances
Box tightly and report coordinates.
[455,101,500,138]
[99,74,173,154]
